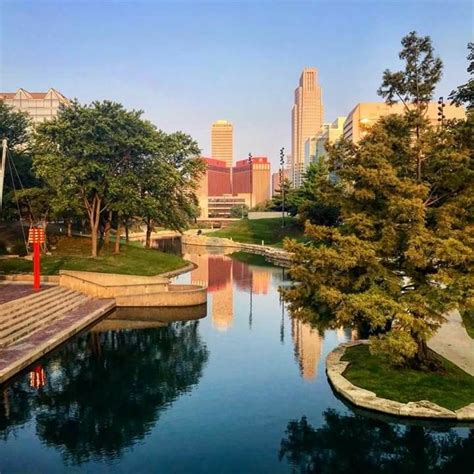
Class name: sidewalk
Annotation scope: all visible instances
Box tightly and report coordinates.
[428,310,474,376]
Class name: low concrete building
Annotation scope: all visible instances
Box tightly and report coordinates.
[0,88,69,124]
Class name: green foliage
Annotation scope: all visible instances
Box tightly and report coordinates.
[32,100,203,255]
[342,344,474,410]
[270,163,340,226]
[0,101,30,148]
[283,32,473,369]
[229,204,249,218]
[0,102,38,220]
[378,31,443,113]
[449,42,474,110]
[284,116,473,368]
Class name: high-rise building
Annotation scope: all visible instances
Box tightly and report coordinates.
[0,88,69,124]
[232,156,270,208]
[211,120,233,167]
[271,169,289,196]
[314,116,346,161]
[343,102,465,144]
[291,68,323,187]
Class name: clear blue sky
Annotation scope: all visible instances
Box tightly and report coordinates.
[1,0,472,170]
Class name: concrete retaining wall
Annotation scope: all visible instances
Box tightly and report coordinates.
[327,340,474,421]
[59,270,207,308]
[0,274,59,283]
[115,284,207,307]
[248,212,289,220]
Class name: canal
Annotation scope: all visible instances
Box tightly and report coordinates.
[0,245,472,473]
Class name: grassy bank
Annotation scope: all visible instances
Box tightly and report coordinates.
[0,235,187,276]
[342,344,474,411]
[208,218,304,247]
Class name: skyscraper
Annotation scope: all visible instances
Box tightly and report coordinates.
[211,120,233,167]
[291,68,323,187]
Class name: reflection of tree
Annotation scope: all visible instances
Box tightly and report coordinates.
[0,383,36,440]
[1,321,208,465]
[279,409,474,473]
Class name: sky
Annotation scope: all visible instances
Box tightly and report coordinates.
[1,0,472,171]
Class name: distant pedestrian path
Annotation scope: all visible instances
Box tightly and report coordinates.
[428,310,474,376]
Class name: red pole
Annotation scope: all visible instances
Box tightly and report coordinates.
[33,241,41,291]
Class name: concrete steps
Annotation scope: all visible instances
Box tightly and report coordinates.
[0,287,90,349]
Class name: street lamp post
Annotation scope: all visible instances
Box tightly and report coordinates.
[280,147,285,228]
[437,96,446,128]
[248,152,253,211]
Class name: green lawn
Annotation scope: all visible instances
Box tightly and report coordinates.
[0,235,187,276]
[461,309,474,339]
[342,344,474,411]
[207,218,304,247]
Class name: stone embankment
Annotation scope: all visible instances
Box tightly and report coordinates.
[181,235,292,267]
[326,340,474,421]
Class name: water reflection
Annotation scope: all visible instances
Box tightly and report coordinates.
[0,321,208,465]
[183,245,273,332]
[291,319,322,380]
[280,410,474,473]
[183,246,326,382]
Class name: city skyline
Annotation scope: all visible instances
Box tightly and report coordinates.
[1,1,471,169]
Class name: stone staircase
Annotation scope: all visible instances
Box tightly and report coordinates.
[0,286,90,349]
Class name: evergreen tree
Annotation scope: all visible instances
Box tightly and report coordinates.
[449,42,474,111]
[283,33,473,369]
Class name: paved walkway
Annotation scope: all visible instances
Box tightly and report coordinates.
[0,282,54,305]
[428,309,474,376]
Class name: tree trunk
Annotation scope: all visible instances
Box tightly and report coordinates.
[67,221,72,237]
[87,193,101,257]
[104,210,113,246]
[91,225,98,257]
[145,218,152,248]
[114,220,121,253]
[125,222,129,243]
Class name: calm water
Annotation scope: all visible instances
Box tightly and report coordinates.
[0,246,473,473]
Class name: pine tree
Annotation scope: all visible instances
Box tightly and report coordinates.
[283,33,473,369]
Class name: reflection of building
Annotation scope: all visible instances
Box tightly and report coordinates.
[251,268,270,295]
[186,251,271,331]
[232,157,271,207]
[291,318,322,380]
[0,88,69,124]
[291,68,324,187]
[343,102,465,144]
[211,120,233,167]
